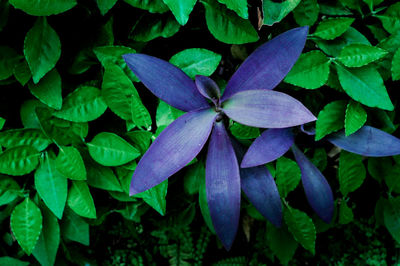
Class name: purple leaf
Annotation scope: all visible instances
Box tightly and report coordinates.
[241,128,294,168]
[231,139,282,227]
[206,122,240,250]
[327,126,400,157]
[291,145,334,223]
[195,75,220,106]
[222,90,316,128]
[221,27,309,101]
[123,54,209,112]
[130,109,217,195]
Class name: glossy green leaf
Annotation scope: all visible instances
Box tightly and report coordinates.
[275,157,301,198]
[96,0,118,15]
[0,46,19,81]
[338,201,353,224]
[337,44,388,67]
[35,154,68,219]
[13,60,32,86]
[293,0,319,26]
[339,151,366,196]
[266,222,298,265]
[86,161,123,192]
[55,146,87,181]
[0,176,21,206]
[67,181,96,219]
[345,101,367,136]
[218,0,248,19]
[384,197,400,244]
[87,132,140,166]
[135,180,168,215]
[392,48,400,81]
[24,17,61,84]
[54,86,107,122]
[61,207,89,245]
[315,100,346,141]
[130,13,180,42]
[263,0,301,26]
[284,50,330,89]
[123,0,169,13]
[163,0,197,25]
[0,257,29,266]
[377,2,400,34]
[313,17,355,40]
[336,64,394,110]
[284,206,316,254]
[28,69,62,110]
[202,0,259,44]
[229,122,260,140]
[9,0,76,16]
[10,198,42,255]
[0,129,51,151]
[169,48,222,79]
[0,146,40,176]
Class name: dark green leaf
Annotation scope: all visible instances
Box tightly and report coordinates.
[135,180,168,215]
[384,197,400,244]
[275,157,301,198]
[0,46,19,81]
[0,176,21,207]
[218,0,248,19]
[13,60,31,86]
[377,2,400,34]
[61,208,89,246]
[86,161,123,192]
[339,151,366,196]
[266,222,298,265]
[293,0,319,26]
[344,101,367,136]
[20,100,45,129]
[183,161,204,195]
[28,69,62,110]
[199,173,215,233]
[9,0,76,16]
[392,48,400,81]
[125,131,152,155]
[130,13,180,42]
[0,257,29,266]
[315,100,346,141]
[123,0,169,13]
[96,0,118,15]
[338,200,353,224]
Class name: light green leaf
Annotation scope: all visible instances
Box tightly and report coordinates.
[10,198,42,255]
[392,48,400,81]
[345,101,367,136]
[293,0,319,26]
[276,157,301,198]
[377,2,400,34]
[55,146,86,181]
[135,180,168,215]
[123,0,169,13]
[229,122,260,140]
[163,0,197,25]
[218,0,248,19]
[337,44,388,67]
[284,50,330,89]
[9,0,76,16]
[169,48,222,79]
[96,0,118,15]
[0,176,21,207]
[336,64,394,110]
[0,129,51,151]
[54,86,107,122]
[384,197,400,244]
[156,100,185,128]
[87,132,140,167]
[315,100,346,141]
[339,151,366,196]
[338,201,353,224]
[313,17,355,40]
[0,257,29,266]
[24,17,61,84]
[130,13,180,42]
[202,0,259,44]
[86,161,123,192]
[284,206,316,254]
[67,181,96,219]
[61,207,89,245]
[35,154,68,219]
[13,60,31,86]
[28,69,62,110]
[266,222,298,265]
[0,46,19,81]
[0,146,40,176]
[263,0,301,26]
[32,207,60,266]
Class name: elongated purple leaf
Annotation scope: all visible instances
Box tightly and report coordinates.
[327,126,400,157]
[130,109,217,195]
[222,27,308,101]
[206,122,240,250]
[123,54,209,112]
[223,90,316,128]
[195,75,220,105]
[231,139,282,227]
[291,145,334,223]
[241,128,294,168]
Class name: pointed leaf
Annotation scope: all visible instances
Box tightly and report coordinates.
[156,100,186,128]
[206,122,240,250]
[13,60,32,86]
[0,257,29,266]
[195,75,220,104]
[67,181,96,219]
[229,122,260,140]
[9,0,76,16]
[223,90,316,128]
[293,0,319,26]
[55,146,87,181]
[61,208,89,245]
[266,223,298,265]
[242,128,294,168]
[315,100,346,141]
[377,2,400,34]
[218,0,248,19]
[275,157,301,198]
[96,0,118,15]
[327,126,400,157]
[313,17,355,40]
[135,180,168,215]
[86,161,122,192]
[292,145,334,223]
[0,146,40,176]
[339,151,366,196]
[345,101,367,136]
[123,0,169,13]
[163,0,197,25]
[222,27,308,100]
[0,129,51,151]
[262,0,301,26]
[28,69,62,110]
[337,44,388,67]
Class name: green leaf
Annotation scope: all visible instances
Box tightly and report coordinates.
[0,129,51,151]
[368,157,392,183]
[24,17,61,84]
[183,161,203,195]
[266,222,298,265]
[20,100,45,129]
[135,180,168,215]
[96,0,118,15]
[10,198,42,255]
[311,148,327,172]
[339,151,366,196]
[32,207,60,266]
[337,44,388,67]
[293,0,319,26]
[87,132,140,167]
[54,86,107,122]
[55,146,87,181]
[313,17,355,40]
[229,122,260,140]
[35,154,68,219]
[263,0,301,26]
[169,48,222,79]
[156,100,185,128]
[130,13,180,42]
[123,0,169,13]
[202,0,259,44]
[67,181,96,219]
[284,206,316,254]
[163,0,197,25]
[13,60,32,86]
[125,131,152,155]
[9,0,76,16]
[0,146,40,176]
[131,93,152,130]
[275,157,301,198]
[338,201,353,224]
[384,197,400,244]
[377,2,400,34]
[336,64,394,111]
[218,0,248,19]
[0,257,29,266]
[28,69,62,110]
[199,172,215,233]
[384,164,400,194]
[392,48,400,81]
[315,100,346,141]
[0,176,21,207]
[61,207,89,245]
[0,1,9,32]
[86,161,123,192]
[284,50,331,89]
[0,46,19,81]
[345,101,367,136]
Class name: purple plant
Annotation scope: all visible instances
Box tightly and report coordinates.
[123,26,315,249]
